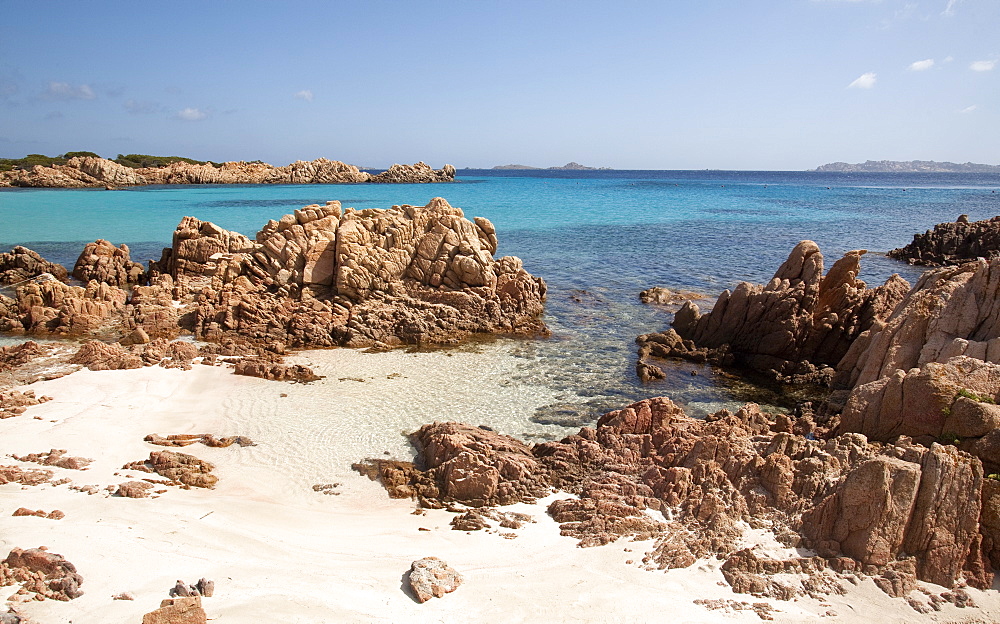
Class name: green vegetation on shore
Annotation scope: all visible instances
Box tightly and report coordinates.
[0,152,217,172]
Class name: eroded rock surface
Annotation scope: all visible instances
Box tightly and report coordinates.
[0,198,546,350]
[72,240,146,287]
[407,557,463,603]
[639,241,908,383]
[0,247,68,285]
[888,214,1000,266]
[368,397,996,600]
[0,547,83,601]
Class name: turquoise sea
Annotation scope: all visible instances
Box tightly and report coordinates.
[3,170,1000,424]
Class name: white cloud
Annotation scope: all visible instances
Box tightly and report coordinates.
[908,59,934,71]
[942,0,961,16]
[124,99,160,115]
[848,72,877,89]
[943,55,954,63]
[960,105,977,113]
[43,82,96,101]
[970,60,996,72]
[174,107,208,121]
[294,89,314,102]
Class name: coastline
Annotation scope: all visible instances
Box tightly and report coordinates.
[1,349,998,623]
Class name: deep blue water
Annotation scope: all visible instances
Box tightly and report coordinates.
[3,170,999,421]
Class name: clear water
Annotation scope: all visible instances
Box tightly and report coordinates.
[3,170,999,426]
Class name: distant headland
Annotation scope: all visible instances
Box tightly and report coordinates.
[811,159,1000,173]
[492,162,613,171]
[0,152,455,188]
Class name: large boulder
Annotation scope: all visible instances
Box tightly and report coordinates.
[0,247,68,285]
[72,239,146,287]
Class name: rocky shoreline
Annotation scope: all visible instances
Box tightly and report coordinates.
[0,197,546,349]
[0,156,455,188]
[2,209,1000,621]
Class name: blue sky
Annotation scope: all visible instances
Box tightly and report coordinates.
[0,0,996,169]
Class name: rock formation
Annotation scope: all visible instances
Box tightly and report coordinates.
[0,547,83,601]
[407,557,463,603]
[123,450,218,489]
[72,239,146,287]
[367,396,996,600]
[0,156,455,188]
[0,247,69,285]
[141,596,206,624]
[888,215,1000,266]
[0,198,547,349]
[637,241,909,383]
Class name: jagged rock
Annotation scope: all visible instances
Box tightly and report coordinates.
[0,156,455,188]
[141,596,206,624]
[641,241,908,382]
[0,389,52,418]
[0,247,68,285]
[70,340,143,370]
[1,277,129,337]
[0,547,83,601]
[407,557,463,603]
[0,465,52,485]
[116,481,154,498]
[124,451,217,489]
[888,214,1000,266]
[11,508,64,520]
[72,239,146,287]
[369,397,996,595]
[11,449,92,470]
[370,162,456,184]
[232,359,321,383]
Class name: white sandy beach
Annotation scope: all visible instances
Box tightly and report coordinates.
[1,348,998,623]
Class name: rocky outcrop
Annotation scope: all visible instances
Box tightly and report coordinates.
[355,422,549,508]
[368,397,996,598]
[147,197,546,348]
[638,241,909,383]
[0,156,456,188]
[0,389,51,418]
[232,359,321,383]
[72,240,146,287]
[888,215,1000,266]
[123,450,218,489]
[406,557,463,603]
[0,277,129,337]
[1,198,545,348]
[0,547,83,601]
[370,162,456,184]
[0,247,68,285]
[141,596,207,624]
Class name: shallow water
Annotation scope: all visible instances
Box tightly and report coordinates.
[2,170,999,427]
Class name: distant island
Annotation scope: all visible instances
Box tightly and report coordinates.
[812,160,1000,173]
[492,162,612,171]
[0,152,455,188]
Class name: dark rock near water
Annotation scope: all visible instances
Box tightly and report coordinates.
[888,215,1000,266]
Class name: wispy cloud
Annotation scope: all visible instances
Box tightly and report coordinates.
[908,59,934,71]
[970,60,996,72]
[942,0,962,16]
[124,99,160,115]
[960,104,977,113]
[848,72,877,89]
[294,89,314,102]
[43,82,96,101]
[174,107,208,121]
